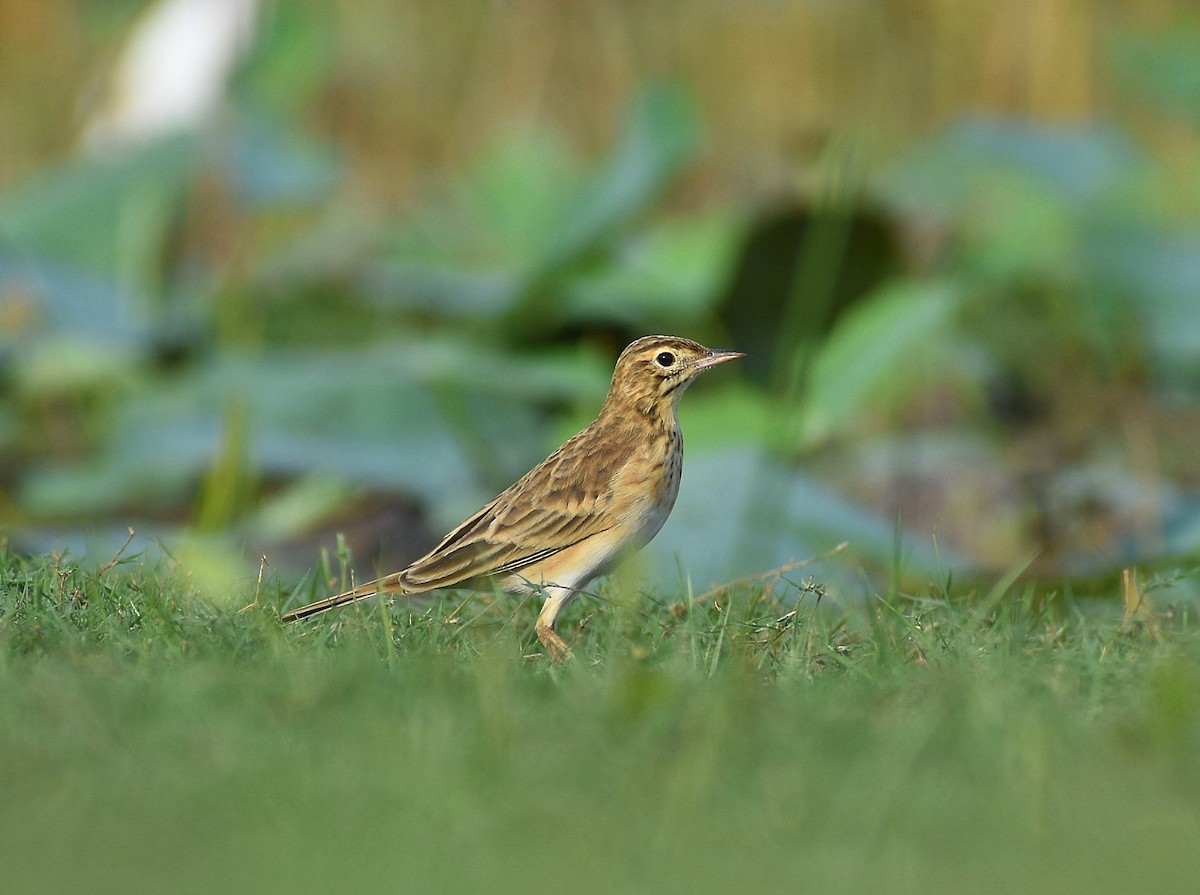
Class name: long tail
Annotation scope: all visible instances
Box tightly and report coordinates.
[281,574,406,622]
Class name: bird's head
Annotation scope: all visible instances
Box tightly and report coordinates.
[606,335,743,417]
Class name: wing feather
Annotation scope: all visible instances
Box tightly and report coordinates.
[397,426,635,591]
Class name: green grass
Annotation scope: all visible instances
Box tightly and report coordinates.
[2,548,1199,895]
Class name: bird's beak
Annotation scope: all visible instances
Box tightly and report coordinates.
[695,349,745,370]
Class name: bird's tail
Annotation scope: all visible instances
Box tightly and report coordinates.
[281,574,405,623]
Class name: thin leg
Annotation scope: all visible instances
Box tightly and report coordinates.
[535,622,574,662]
[534,587,576,662]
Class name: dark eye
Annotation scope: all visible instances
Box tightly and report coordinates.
[655,351,675,368]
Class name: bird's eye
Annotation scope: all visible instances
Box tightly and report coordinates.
[655,351,676,368]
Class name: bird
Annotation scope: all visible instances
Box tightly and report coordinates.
[281,335,743,659]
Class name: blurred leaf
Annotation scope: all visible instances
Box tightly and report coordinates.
[0,253,144,350]
[239,1,336,113]
[1111,28,1200,128]
[12,334,140,397]
[353,264,519,318]
[0,135,196,285]
[380,127,580,276]
[1081,228,1200,377]
[0,406,18,453]
[880,117,1144,217]
[171,533,252,605]
[505,81,703,332]
[537,81,702,272]
[346,83,703,332]
[550,379,768,452]
[799,281,961,445]
[6,525,177,566]
[562,212,745,328]
[17,339,611,522]
[19,458,197,519]
[226,114,340,207]
[460,133,583,268]
[676,383,773,450]
[647,447,971,595]
[193,399,254,531]
[958,175,1075,281]
[1163,495,1200,556]
[248,475,354,542]
[358,135,580,318]
[455,343,611,404]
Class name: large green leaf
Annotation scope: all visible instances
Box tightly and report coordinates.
[16,338,611,523]
[1080,228,1200,378]
[459,133,584,269]
[226,113,340,207]
[643,447,971,598]
[1110,28,1200,128]
[354,135,579,319]
[338,83,703,331]
[879,117,1144,217]
[0,135,196,283]
[798,281,962,445]
[562,211,745,328]
[0,251,146,354]
[535,81,702,274]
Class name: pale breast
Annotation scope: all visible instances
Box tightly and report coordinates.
[500,426,684,593]
[614,426,683,553]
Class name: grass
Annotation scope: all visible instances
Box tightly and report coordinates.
[2,547,1199,895]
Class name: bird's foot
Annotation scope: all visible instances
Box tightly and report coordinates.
[535,622,574,663]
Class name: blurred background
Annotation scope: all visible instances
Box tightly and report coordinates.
[2,0,1199,603]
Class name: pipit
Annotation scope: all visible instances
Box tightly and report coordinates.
[282,335,743,659]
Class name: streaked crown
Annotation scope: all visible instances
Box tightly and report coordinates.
[605,335,743,416]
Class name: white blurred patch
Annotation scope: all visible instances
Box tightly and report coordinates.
[82,0,259,152]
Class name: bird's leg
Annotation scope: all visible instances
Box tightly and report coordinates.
[535,621,574,662]
[535,587,577,662]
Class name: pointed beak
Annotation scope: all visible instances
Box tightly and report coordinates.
[695,348,744,371]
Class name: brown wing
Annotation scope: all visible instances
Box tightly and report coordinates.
[397,426,635,591]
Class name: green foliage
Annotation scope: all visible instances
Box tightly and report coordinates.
[0,81,735,579]
[798,280,962,445]
[1,551,1199,894]
[17,342,608,519]
[0,135,196,279]
[361,81,710,336]
[7,20,1200,893]
[1111,26,1200,127]
[877,114,1200,381]
[5,9,1200,605]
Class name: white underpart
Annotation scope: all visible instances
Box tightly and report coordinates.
[528,476,682,632]
[82,0,259,152]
